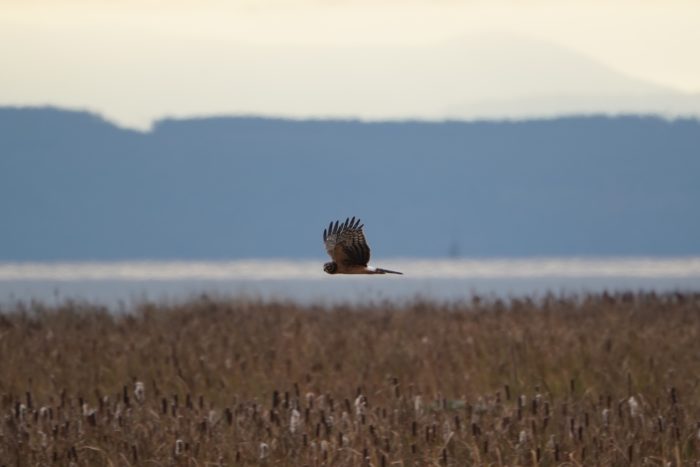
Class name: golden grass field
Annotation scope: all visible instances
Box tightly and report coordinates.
[1,292,699,465]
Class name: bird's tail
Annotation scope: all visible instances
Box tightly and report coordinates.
[376,268,403,275]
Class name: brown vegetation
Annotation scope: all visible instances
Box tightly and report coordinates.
[1,292,699,465]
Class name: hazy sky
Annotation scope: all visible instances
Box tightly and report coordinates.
[2,0,699,128]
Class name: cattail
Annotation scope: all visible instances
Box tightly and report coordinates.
[17,403,27,422]
[134,381,145,403]
[123,385,130,406]
[471,422,481,437]
[355,394,366,417]
[410,394,421,412]
[628,396,639,418]
[259,442,269,460]
[602,408,610,427]
[86,410,97,427]
[306,392,315,409]
[518,430,528,445]
[316,394,326,410]
[290,409,301,434]
[174,439,185,456]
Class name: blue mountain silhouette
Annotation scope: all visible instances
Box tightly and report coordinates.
[1,107,698,260]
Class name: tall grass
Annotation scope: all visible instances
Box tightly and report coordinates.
[1,293,699,465]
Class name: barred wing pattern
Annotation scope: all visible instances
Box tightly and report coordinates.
[323,217,371,267]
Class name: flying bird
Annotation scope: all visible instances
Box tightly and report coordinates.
[322,217,403,275]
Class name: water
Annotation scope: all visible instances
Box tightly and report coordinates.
[0,258,699,308]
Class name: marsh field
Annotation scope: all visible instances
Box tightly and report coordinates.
[1,293,699,465]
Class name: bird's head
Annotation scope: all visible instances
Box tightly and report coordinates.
[323,262,338,274]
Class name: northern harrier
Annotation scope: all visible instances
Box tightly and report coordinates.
[322,217,403,275]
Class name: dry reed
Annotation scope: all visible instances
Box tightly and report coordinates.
[0,292,699,465]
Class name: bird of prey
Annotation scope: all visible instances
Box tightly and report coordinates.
[322,217,403,275]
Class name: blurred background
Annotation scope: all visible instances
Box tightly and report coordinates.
[1,1,699,303]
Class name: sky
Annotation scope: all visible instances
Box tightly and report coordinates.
[2,0,699,129]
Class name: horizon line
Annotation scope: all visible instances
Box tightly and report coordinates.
[3,104,700,133]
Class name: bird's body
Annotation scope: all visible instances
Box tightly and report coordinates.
[322,217,403,275]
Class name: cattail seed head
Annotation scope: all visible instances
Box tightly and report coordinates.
[174,439,184,456]
[259,442,269,460]
[290,409,301,434]
[518,430,528,445]
[354,394,366,416]
[414,395,422,415]
[628,396,639,418]
[134,381,145,403]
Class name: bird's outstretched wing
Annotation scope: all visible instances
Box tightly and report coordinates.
[323,217,371,267]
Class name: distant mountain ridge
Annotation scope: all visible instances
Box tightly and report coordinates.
[1,106,699,260]
[6,35,700,129]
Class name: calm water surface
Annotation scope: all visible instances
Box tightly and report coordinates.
[1,258,699,308]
